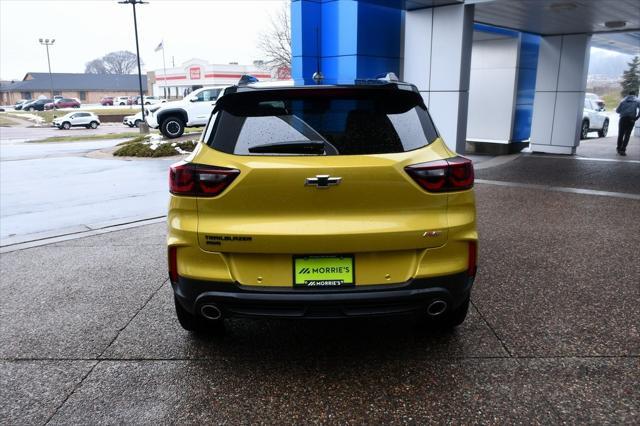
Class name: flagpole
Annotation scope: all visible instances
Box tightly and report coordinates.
[161,42,168,98]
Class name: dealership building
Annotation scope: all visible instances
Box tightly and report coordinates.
[148,59,288,99]
[291,0,639,155]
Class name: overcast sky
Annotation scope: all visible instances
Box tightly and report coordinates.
[0,0,285,80]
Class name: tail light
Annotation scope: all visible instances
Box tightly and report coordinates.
[405,156,474,192]
[468,241,477,278]
[168,246,178,283]
[169,161,239,197]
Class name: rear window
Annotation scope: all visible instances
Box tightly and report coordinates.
[208,88,438,156]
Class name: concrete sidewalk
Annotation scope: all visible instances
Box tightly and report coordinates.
[1,149,638,424]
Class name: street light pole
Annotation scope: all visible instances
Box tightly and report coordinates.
[38,38,55,99]
[119,0,149,134]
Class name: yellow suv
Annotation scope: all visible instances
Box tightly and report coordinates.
[168,78,477,332]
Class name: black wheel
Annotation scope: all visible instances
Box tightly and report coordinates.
[174,297,225,334]
[119,102,125,106]
[89,121,99,129]
[161,116,185,139]
[424,296,470,329]
[25,107,33,112]
[580,120,589,139]
[598,119,609,138]
[62,122,71,130]
[134,119,142,128]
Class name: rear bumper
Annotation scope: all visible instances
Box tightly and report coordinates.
[173,272,473,319]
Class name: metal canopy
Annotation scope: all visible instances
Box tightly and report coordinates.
[472,0,640,36]
[591,32,640,55]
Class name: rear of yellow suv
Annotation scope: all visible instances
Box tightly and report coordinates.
[168,81,477,332]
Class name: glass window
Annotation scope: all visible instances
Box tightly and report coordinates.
[209,90,438,156]
[193,89,219,102]
[79,91,87,101]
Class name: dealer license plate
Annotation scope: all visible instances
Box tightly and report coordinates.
[293,255,354,287]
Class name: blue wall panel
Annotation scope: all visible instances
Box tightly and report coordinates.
[292,0,402,85]
[512,32,540,142]
[320,1,358,57]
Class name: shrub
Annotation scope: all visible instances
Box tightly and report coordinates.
[113,139,198,157]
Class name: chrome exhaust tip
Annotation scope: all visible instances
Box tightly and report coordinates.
[200,304,222,321]
[426,300,448,316]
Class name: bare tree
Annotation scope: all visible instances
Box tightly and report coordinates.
[85,59,107,74]
[102,51,140,75]
[257,2,291,72]
[84,51,141,75]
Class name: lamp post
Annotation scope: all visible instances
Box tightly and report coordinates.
[118,0,149,134]
[38,38,55,99]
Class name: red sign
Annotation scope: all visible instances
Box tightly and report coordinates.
[189,67,201,80]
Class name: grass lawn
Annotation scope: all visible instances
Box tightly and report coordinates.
[601,92,622,111]
[0,114,19,127]
[28,132,140,143]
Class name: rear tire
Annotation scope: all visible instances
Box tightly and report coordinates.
[89,121,99,129]
[160,116,185,139]
[598,119,609,138]
[174,296,225,335]
[580,119,589,139]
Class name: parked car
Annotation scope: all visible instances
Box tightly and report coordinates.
[22,98,53,111]
[113,96,130,106]
[100,96,114,106]
[142,96,166,105]
[146,86,226,138]
[585,92,605,111]
[14,99,29,110]
[44,98,81,110]
[168,76,477,333]
[52,112,101,129]
[582,97,609,139]
[128,96,140,105]
[123,105,160,127]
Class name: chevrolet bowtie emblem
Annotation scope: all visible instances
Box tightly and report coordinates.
[305,175,342,189]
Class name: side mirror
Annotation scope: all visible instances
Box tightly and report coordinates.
[189,98,198,102]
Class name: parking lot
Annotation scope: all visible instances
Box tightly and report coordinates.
[0,125,176,246]
[1,135,638,424]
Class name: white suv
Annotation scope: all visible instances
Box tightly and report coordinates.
[143,96,166,105]
[581,97,609,139]
[146,86,226,138]
[52,112,101,130]
[114,96,130,106]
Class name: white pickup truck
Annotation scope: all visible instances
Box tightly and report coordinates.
[146,86,226,138]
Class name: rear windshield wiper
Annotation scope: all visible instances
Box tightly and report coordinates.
[248,140,332,155]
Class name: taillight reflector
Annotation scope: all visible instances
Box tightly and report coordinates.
[405,156,474,192]
[468,241,477,278]
[168,246,178,283]
[169,161,239,197]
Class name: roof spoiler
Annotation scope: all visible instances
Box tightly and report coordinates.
[238,74,259,86]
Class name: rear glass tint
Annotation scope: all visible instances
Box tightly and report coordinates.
[208,89,438,156]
